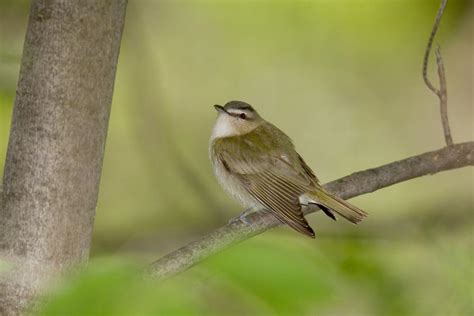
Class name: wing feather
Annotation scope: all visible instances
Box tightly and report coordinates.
[245,175,314,237]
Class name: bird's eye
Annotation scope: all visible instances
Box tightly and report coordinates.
[239,113,247,119]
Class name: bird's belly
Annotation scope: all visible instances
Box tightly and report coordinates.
[212,158,258,208]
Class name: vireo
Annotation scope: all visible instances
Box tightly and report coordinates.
[209,101,367,238]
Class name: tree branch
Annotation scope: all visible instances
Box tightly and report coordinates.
[146,142,474,280]
[422,0,453,146]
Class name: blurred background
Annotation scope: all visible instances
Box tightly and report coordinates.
[1,0,473,315]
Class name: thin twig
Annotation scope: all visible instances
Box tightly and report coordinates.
[422,0,453,146]
[422,0,447,94]
[435,46,453,145]
[146,142,474,280]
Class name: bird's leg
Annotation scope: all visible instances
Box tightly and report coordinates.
[228,207,258,225]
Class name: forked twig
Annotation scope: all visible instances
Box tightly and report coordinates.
[422,0,453,146]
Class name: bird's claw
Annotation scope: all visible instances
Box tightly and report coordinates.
[228,208,254,225]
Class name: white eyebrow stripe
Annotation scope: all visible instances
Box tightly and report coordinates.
[227,108,251,115]
[227,109,243,115]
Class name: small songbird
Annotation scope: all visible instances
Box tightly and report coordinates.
[209,101,367,238]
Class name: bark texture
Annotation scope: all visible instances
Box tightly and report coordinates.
[0,1,127,314]
[147,142,474,280]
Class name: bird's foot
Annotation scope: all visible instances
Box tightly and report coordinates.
[228,207,255,225]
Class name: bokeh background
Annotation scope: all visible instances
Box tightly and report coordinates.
[1,0,473,315]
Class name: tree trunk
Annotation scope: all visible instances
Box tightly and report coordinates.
[0,1,127,314]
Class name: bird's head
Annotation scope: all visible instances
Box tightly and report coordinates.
[211,101,263,139]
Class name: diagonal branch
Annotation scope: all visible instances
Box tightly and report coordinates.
[422,0,453,146]
[146,142,474,280]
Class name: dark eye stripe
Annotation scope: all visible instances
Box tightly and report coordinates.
[228,111,251,120]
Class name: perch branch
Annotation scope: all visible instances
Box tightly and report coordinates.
[146,142,474,280]
[422,0,453,146]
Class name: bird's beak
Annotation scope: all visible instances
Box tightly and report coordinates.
[214,104,226,113]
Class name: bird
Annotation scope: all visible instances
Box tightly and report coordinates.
[209,100,367,238]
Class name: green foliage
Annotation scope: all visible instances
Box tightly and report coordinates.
[38,258,200,316]
[37,237,342,316]
[38,231,473,316]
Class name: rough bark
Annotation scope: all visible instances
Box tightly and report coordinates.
[146,142,474,280]
[0,1,127,315]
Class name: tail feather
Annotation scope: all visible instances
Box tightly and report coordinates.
[309,189,367,224]
[311,203,337,221]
